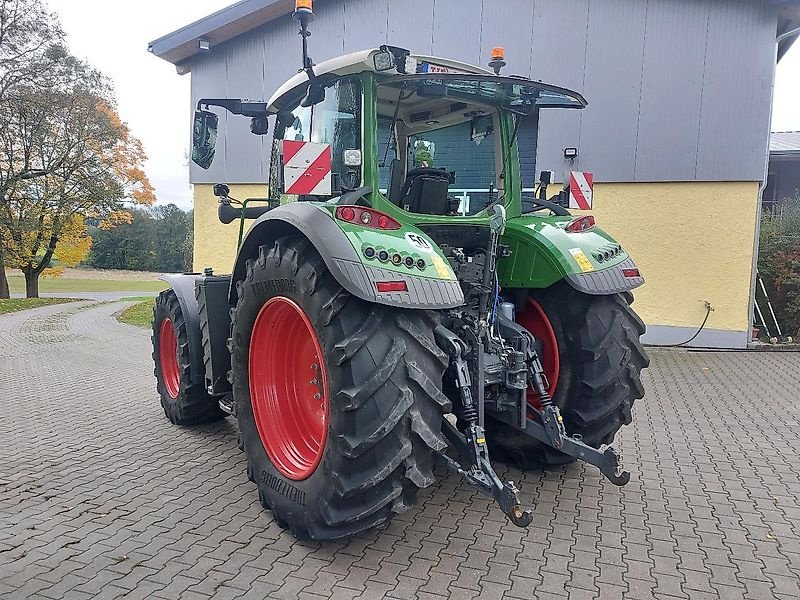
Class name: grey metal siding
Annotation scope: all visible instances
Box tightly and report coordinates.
[695,0,775,181]
[188,0,778,186]
[634,0,710,181]
[529,0,589,183]
[578,0,648,182]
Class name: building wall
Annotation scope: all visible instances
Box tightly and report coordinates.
[193,184,266,273]
[193,180,759,348]
[187,0,777,186]
[581,181,759,348]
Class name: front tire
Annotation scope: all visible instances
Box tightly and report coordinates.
[487,283,649,468]
[230,236,451,540]
[151,290,225,425]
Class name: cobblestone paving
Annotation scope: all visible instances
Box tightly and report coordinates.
[1,300,799,599]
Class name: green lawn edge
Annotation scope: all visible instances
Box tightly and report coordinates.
[6,276,166,294]
[0,297,80,315]
[117,299,155,329]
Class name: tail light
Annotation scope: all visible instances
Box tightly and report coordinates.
[565,215,595,233]
[376,281,408,293]
[336,206,401,230]
[622,268,641,278]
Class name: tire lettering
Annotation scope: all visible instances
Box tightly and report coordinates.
[261,470,306,506]
[252,278,296,295]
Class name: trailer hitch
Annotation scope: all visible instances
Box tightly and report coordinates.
[436,324,533,528]
[512,344,630,486]
[440,419,533,528]
[530,408,629,486]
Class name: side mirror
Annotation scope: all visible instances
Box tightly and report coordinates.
[301,82,326,107]
[191,110,218,170]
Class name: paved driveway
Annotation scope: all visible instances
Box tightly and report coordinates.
[1,300,799,600]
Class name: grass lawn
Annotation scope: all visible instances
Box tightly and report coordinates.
[7,276,166,294]
[117,299,155,328]
[0,297,79,315]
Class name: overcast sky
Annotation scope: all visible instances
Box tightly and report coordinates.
[51,1,799,211]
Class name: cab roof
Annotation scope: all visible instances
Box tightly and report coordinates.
[266,48,493,112]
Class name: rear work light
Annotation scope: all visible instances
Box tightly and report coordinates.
[622,268,641,278]
[335,206,401,230]
[565,215,596,233]
[375,281,408,293]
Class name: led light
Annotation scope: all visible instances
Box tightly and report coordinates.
[402,56,418,74]
[373,51,395,72]
[565,215,596,233]
[363,247,376,259]
[343,149,362,166]
[339,206,355,222]
[391,253,402,265]
[416,259,426,270]
[377,215,390,229]
[622,268,641,278]
[563,147,579,159]
[360,211,372,225]
[378,250,389,262]
[404,256,415,268]
[376,281,408,293]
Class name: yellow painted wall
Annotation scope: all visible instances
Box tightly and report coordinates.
[577,181,759,334]
[192,181,759,335]
[193,184,267,274]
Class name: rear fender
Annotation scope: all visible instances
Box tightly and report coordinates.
[160,273,205,385]
[228,203,464,308]
[499,216,645,295]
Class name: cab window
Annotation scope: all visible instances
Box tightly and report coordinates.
[271,78,362,198]
[312,79,361,188]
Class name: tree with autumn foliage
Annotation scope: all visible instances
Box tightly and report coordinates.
[0,59,155,297]
[0,0,155,297]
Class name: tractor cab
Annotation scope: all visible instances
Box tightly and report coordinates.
[192,46,586,236]
[258,49,586,222]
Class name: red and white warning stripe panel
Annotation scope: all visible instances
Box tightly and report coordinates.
[283,140,332,195]
[568,171,593,210]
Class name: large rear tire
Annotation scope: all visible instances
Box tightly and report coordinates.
[230,236,451,540]
[151,290,226,425]
[486,283,649,468]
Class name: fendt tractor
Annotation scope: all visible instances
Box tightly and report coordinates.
[151,1,649,540]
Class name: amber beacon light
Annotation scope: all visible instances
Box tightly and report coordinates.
[489,46,506,74]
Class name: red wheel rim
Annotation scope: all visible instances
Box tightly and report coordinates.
[159,318,181,399]
[517,297,560,411]
[249,297,329,481]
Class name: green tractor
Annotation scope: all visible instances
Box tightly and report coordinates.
[152,2,648,540]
